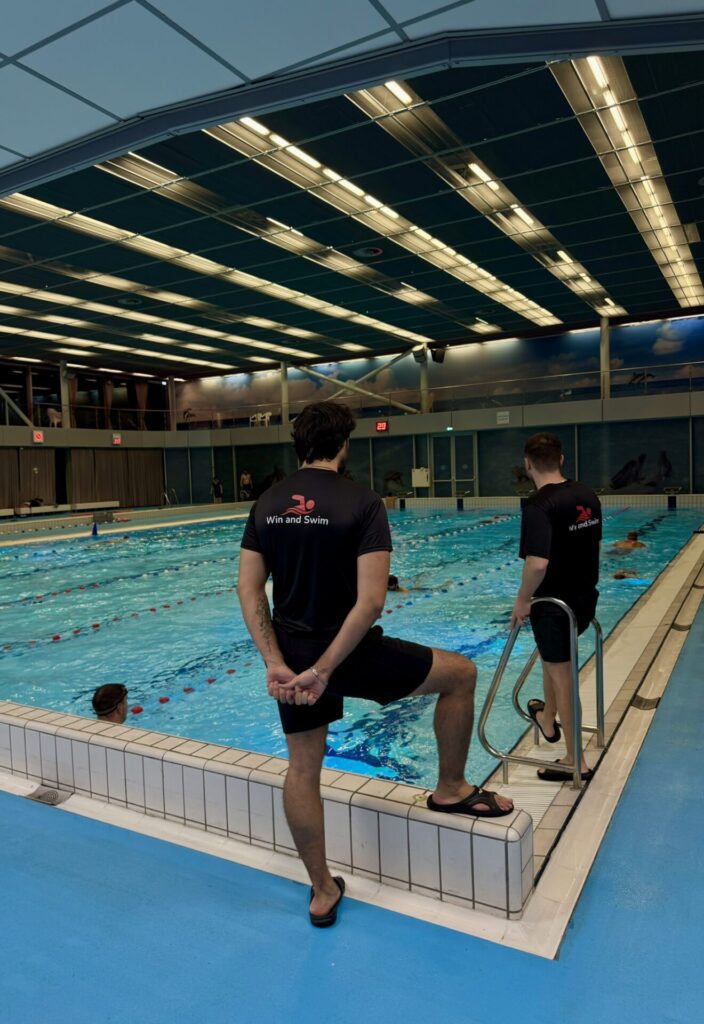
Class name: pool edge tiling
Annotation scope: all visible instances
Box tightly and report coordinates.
[0,699,533,918]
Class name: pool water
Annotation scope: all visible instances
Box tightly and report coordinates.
[0,507,700,788]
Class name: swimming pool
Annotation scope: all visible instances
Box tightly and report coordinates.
[1,507,699,787]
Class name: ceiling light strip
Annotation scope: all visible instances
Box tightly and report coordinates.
[204,117,559,328]
[0,191,430,347]
[550,55,704,308]
[346,80,626,318]
[96,153,479,335]
[0,244,360,360]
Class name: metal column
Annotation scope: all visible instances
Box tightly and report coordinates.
[600,317,611,400]
[280,362,289,424]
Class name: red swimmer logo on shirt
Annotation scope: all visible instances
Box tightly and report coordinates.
[569,505,599,532]
[266,494,329,526]
[283,494,315,515]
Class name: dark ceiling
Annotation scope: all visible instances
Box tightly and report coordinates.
[0,50,702,380]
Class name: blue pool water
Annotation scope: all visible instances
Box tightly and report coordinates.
[0,507,700,787]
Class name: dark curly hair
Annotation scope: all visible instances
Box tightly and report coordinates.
[524,432,563,471]
[292,401,356,463]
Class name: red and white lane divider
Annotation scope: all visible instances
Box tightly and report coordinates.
[129,664,250,716]
[0,587,237,650]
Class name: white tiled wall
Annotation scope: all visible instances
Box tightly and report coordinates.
[0,700,533,918]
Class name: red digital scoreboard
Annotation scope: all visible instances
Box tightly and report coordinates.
[375,420,389,433]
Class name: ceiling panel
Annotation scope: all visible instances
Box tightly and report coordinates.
[21,3,241,119]
[0,65,114,156]
[608,1,704,14]
[148,0,391,79]
[0,0,112,56]
[400,0,601,38]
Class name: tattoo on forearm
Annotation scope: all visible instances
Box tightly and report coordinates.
[255,594,275,656]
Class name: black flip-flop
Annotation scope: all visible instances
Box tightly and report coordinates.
[537,760,594,782]
[309,876,345,928]
[527,699,561,744]
[426,787,512,818]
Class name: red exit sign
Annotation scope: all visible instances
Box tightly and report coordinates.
[375,420,389,433]
[112,433,122,446]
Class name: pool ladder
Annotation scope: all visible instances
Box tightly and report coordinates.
[478,597,605,790]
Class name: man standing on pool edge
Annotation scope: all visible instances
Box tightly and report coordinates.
[512,432,602,782]
[237,401,513,927]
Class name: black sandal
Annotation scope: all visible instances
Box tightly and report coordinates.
[527,699,561,744]
[537,760,594,782]
[426,787,512,818]
[309,876,345,928]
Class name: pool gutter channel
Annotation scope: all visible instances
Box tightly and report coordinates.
[0,505,702,957]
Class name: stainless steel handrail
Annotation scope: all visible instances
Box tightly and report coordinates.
[478,597,605,790]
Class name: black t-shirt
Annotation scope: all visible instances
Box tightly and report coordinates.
[241,468,392,638]
[519,480,602,601]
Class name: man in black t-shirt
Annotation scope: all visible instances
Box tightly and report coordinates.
[238,401,514,927]
[512,432,601,783]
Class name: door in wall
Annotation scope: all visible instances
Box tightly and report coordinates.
[431,433,475,496]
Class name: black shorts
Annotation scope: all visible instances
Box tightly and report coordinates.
[273,625,434,734]
[530,593,598,664]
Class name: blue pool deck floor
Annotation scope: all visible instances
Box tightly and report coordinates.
[2,612,704,1024]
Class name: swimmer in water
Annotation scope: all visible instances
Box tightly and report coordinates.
[92,684,128,724]
[610,531,646,552]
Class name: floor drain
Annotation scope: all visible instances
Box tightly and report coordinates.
[25,786,72,806]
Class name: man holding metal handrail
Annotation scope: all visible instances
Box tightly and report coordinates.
[511,432,602,782]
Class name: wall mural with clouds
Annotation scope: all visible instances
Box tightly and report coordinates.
[177,316,704,425]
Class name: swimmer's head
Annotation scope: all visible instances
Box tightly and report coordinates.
[92,683,128,723]
[388,575,399,591]
[627,531,639,541]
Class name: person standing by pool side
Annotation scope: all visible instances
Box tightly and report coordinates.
[211,477,224,504]
[237,401,513,927]
[239,469,253,500]
[511,432,601,783]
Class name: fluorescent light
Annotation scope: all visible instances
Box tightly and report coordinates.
[339,178,365,197]
[511,205,535,227]
[385,80,412,105]
[339,343,371,352]
[270,133,289,147]
[286,145,320,169]
[131,372,153,377]
[97,367,123,373]
[10,356,41,363]
[66,363,89,368]
[54,347,91,356]
[240,116,269,135]
[557,250,571,262]
[323,168,342,182]
[468,162,500,192]
[587,55,608,89]
[364,194,383,209]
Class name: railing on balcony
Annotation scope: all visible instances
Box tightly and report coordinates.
[21,359,704,432]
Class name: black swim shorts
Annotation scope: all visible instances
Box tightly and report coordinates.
[529,593,598,664]
[272,624,434,734]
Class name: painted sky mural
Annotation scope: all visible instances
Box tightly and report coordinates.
[176,315,704,418]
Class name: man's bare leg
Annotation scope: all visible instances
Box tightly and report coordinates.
[410,649,513,813]
[284,726,341,916]
[535,661,558,735]
[539,660,589,772]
